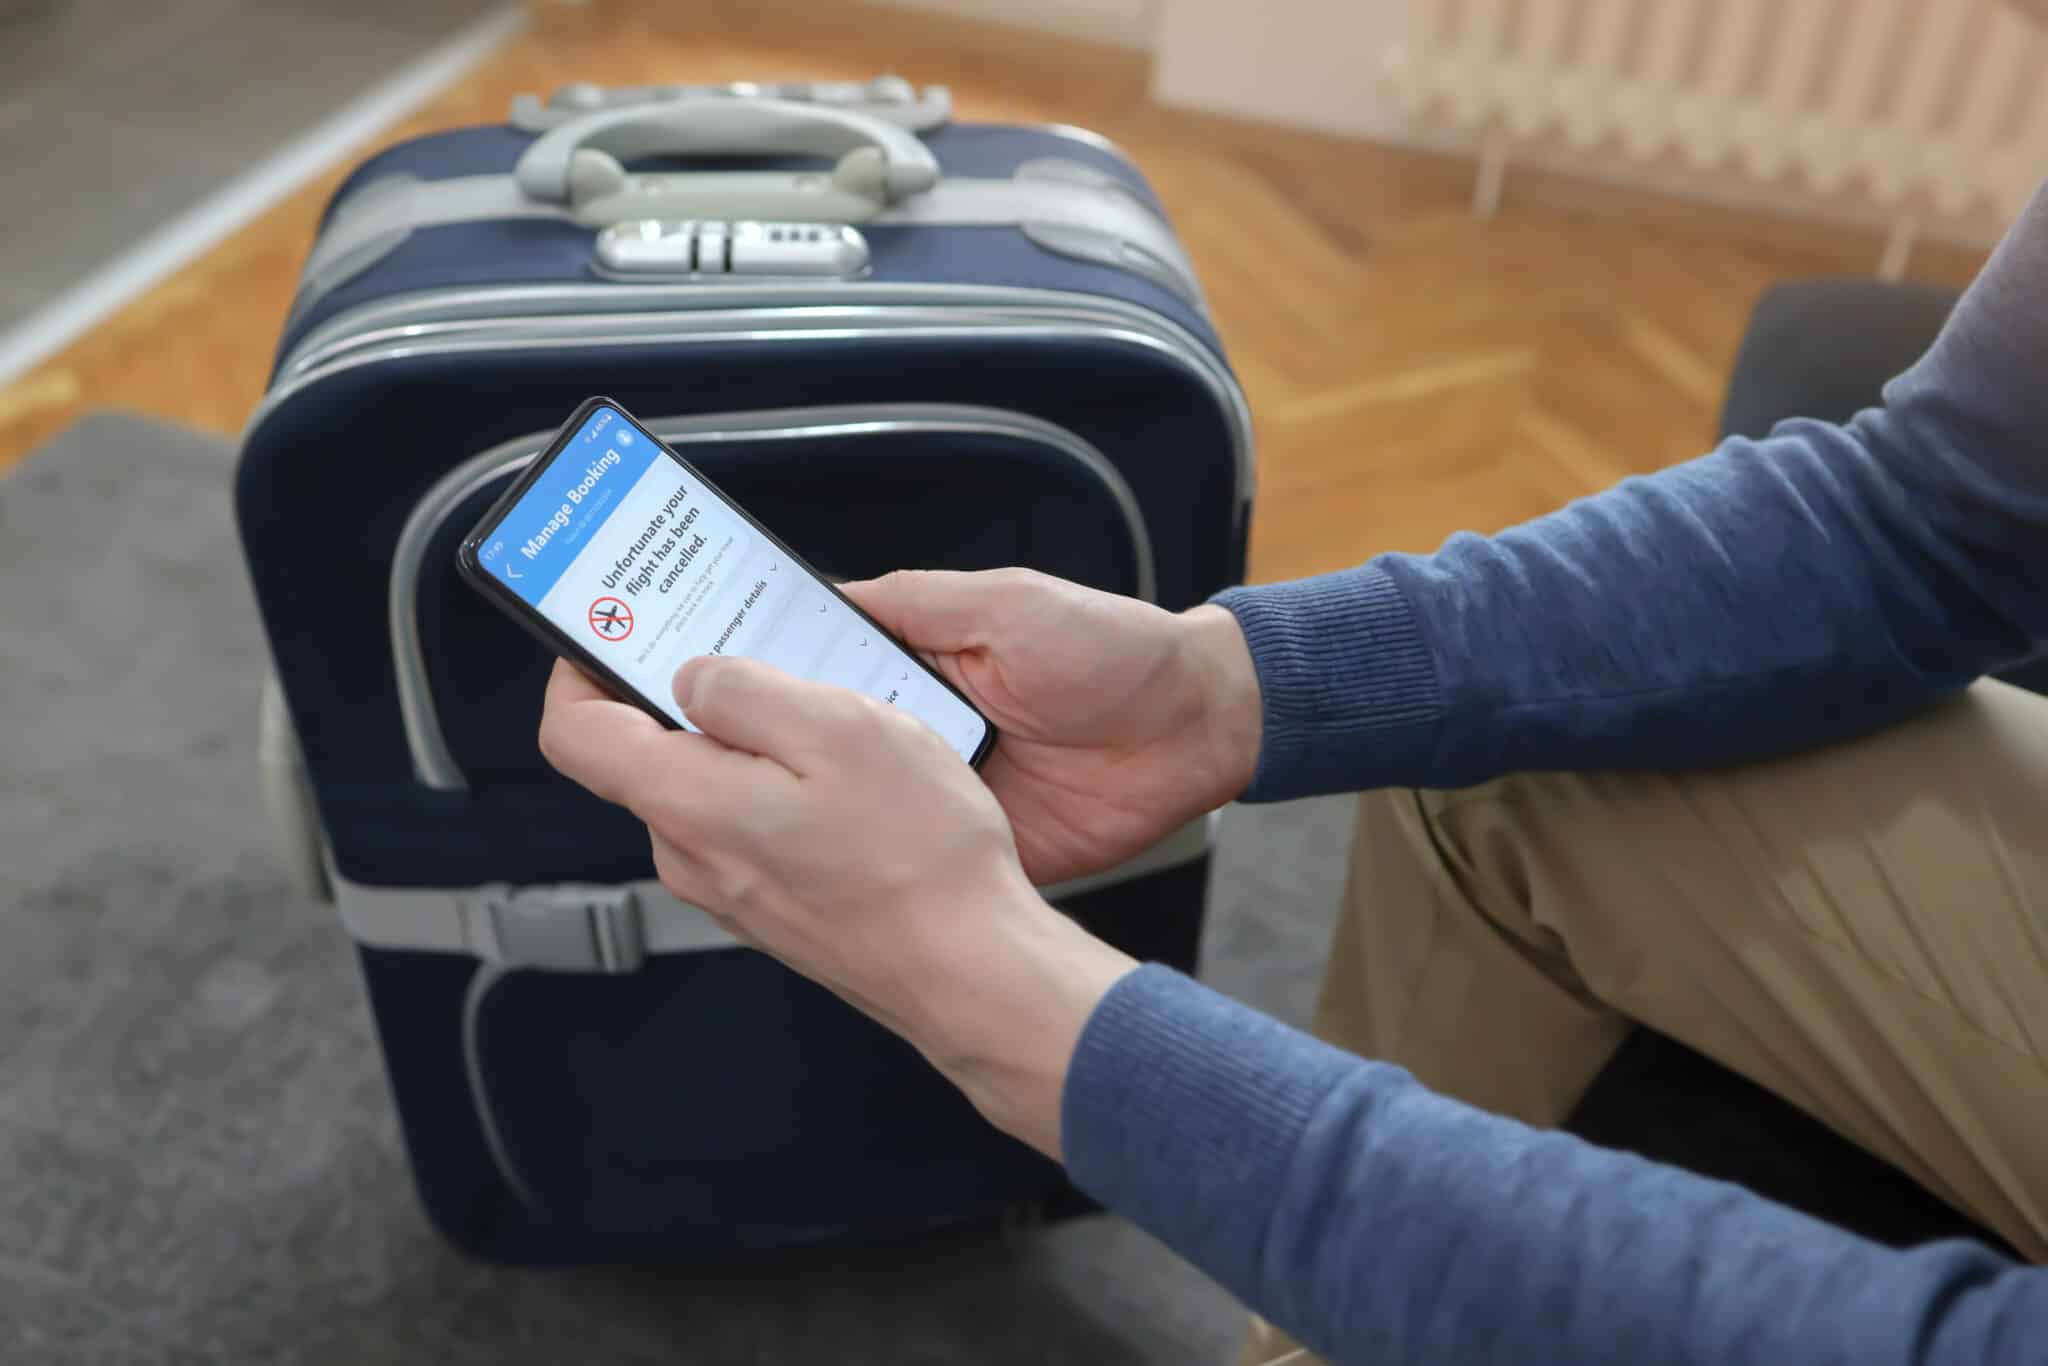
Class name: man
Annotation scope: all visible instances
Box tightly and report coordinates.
[536,182,2048,1362]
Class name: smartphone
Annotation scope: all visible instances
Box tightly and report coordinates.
[457,397,995,767]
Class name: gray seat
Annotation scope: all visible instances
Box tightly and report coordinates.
[1717,279,1959,440]
[1562,278,2014,1257]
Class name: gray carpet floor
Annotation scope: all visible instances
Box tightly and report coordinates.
[0,412,1356,1364]
[0,0,503,331]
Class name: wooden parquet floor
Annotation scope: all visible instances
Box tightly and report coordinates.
[0,0,1990,585]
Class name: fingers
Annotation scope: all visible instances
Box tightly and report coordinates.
[543,656,614,706]
[647,828,732,923]
[542,659,785,828]
[672,654,875,771]
[840,568,1038,653]
[648,828,705,898]
[538,659,670,804]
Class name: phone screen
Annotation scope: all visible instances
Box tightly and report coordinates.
[467,402,993,764]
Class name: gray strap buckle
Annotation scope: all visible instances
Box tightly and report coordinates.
[475,884,646,973]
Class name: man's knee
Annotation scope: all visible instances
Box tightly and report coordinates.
[1330,778,1633,1123]
[1347,786,1432,878]
[1348,778,1563,950]
[1350,770,1675,1029]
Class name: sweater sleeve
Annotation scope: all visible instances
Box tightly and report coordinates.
[1216,182,2048,801]
[1062,965,2048,1365]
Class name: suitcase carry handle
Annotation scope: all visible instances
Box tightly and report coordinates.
[515,98,942,210]
[509,75,952,135]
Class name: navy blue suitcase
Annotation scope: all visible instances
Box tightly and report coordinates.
[239,78,1252,1264]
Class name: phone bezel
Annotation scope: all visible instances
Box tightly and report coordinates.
[455,395,997,770]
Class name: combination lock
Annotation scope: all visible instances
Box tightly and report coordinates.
[594,220,871,278]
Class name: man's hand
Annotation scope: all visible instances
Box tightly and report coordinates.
[841,569,1262,885]
[537,655,1137,1156]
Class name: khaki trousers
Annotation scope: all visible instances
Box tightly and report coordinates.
[1241,681,2048,1366]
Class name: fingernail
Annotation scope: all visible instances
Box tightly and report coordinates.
[673,659,704,712]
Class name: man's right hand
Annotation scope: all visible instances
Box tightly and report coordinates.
[841,569,1262,886]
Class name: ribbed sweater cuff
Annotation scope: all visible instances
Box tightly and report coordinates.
[1212,564,1443,801]
[1060,965,1355,1295]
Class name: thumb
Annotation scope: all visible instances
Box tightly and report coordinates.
[673,654,860,771]
[839,568,1025,654]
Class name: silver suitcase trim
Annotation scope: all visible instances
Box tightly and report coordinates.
[250,302,1246,968]
[260,286,1253,503]
[391,404,1156,791]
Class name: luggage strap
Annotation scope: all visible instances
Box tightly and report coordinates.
[329,814,1213,973]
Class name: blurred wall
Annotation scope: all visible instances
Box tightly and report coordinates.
[1152,0,1419,143]
[882,0,1159,49]
[879,0,2015,250]
[1148,0,2009,251]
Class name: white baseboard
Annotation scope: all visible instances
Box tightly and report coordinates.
[0,2,528,391]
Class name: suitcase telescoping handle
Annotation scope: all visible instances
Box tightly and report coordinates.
[510,75,952,134]
[516,98,941,224]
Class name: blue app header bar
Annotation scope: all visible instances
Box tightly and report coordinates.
[476,406,659,606]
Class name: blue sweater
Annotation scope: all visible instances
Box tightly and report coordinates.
[1060,183,2048,1364]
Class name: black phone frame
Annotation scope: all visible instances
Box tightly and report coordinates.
[455,395,997,769]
